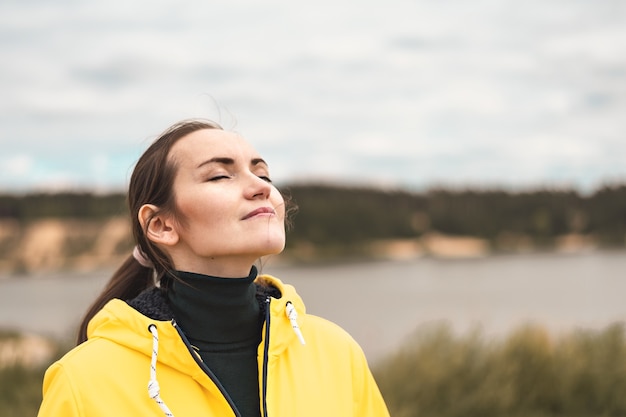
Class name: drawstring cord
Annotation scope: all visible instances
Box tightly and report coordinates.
[148,324,174,417]
[145,303,303,417]
[285,302,306,345]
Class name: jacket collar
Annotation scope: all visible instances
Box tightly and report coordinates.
[86,275,306,373]
[255,275,307,358]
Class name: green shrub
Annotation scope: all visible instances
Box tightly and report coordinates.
[0,334,67,417]
[0,364,48,417]
[373,322,626,417]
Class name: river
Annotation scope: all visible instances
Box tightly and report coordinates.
[1,250,625,363]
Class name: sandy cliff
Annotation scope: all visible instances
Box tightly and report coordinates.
[0,217,132,274]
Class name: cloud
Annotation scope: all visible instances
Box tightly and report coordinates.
[2,154,34,177]
[0,0,625,192]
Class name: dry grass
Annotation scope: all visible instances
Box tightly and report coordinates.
[0,332,66,417]
[373,322,626,417]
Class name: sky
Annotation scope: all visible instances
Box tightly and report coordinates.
[1,0,625,193]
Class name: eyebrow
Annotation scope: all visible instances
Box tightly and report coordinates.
[196,157,268,169]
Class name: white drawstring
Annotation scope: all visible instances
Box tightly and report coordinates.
[146,305,302,417]
[148,324,174,417]
[285,302,306,345]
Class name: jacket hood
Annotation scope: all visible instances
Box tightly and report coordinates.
[86,274,306,378]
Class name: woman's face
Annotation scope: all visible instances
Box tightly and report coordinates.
[163,128,285,277]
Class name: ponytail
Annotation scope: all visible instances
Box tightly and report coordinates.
[76,255,154,344]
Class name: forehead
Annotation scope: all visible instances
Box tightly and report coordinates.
[169,129,260,165]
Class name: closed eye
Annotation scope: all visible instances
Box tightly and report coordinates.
[258,175,272,183]
[207,175,231,182]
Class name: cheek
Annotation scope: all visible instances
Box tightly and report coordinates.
[174,193,201,222]
[174,190,222,231]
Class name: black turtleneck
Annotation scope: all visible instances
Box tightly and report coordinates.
[167,267,263,417]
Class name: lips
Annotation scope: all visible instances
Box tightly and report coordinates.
[242,207,276,220]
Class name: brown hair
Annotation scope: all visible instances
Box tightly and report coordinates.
[76,119,223,344]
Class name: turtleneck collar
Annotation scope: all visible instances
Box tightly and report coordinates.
[167,266,261,346]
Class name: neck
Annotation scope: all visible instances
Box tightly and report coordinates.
[168,247,261,278]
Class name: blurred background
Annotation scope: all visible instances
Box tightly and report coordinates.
[1,0,626,416]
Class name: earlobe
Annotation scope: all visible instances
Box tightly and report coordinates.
[138,204,179,246]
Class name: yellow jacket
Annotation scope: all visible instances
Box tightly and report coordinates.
[38,275,390,416]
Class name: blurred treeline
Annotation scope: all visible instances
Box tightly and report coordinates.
[285,183,626,247]
[1,182,624,250]
[0,193,126,220]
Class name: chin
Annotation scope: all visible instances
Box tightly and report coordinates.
[265,237,286,254]
[240,227,285,257]
[258,237,285,257]
[268,243,286,255]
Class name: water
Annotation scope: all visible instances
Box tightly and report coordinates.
[1,250,625,362]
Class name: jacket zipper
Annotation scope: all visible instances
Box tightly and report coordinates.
[172,320,242,417]
[261,296,271,417]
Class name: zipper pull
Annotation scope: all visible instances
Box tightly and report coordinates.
[285,302,306,345]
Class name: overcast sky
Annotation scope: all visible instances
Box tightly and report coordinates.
[1,0,625,193]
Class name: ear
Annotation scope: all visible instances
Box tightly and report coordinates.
[138,204,179,247]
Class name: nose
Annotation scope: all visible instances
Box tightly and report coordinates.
[245,172,272,199]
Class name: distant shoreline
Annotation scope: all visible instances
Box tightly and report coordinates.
[0,229,609,278]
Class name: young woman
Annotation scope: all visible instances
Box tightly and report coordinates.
[37,119,390,417]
